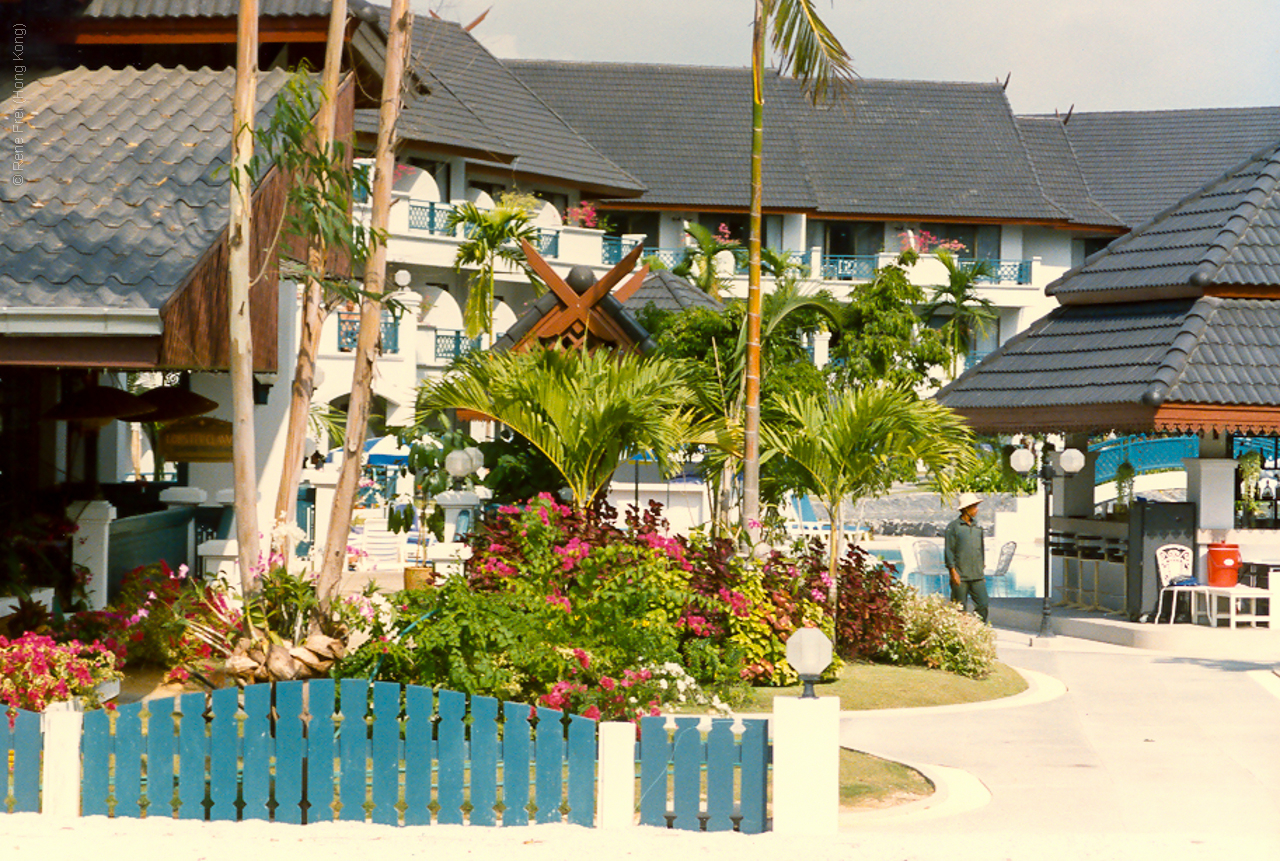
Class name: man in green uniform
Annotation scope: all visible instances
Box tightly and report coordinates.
[945,492,988,622]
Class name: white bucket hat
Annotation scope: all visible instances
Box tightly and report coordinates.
[956,492,982,510]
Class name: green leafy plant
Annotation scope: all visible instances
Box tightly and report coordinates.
[875,586,997,678]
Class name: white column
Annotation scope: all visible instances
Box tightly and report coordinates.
[771,696,840,835]
[41,701,83,818]
[70,499,116,611]
[1184,457,1237,532]
[596,722,636,829]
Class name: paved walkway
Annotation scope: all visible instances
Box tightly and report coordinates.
[837,628,1280,857]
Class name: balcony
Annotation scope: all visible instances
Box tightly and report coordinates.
[821,255,878,281]
[337,310,399,354]
[408,201,454,235]
[433,329,483,363]
[967,258,1033,285]
[603,236,641,265]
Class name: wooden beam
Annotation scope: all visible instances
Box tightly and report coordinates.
[64,17,331,45]
[0,336,161,368]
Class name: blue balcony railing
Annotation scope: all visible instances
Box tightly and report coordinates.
[1091,435,1198,485]
[535,228,560,258]
[337,311,399,354]
[642,247,690,268]
[434,329,482,363]
[408,201,454,235]
[602,236,641,265]
[821,255,878,281]
[967,259,1033,285]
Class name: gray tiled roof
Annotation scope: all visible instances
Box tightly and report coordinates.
[0,65,292,311]
[936,297,1280,423]
[1047,139,1280,303]
[509,62,815,210]
[1057,107,1280,227]
[510,63,1086,223]
[357,18,643,197]
[624,270,723,314]
[1016,117,1124,229]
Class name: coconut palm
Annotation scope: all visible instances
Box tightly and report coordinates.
[418,346,698,509]
[920,248,999,378]
[764,385,975,582]
[446,202,542,338]
[672,223,743,299]
[743,1,855,529]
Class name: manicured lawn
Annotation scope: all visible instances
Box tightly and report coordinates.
[743,660,1029,808]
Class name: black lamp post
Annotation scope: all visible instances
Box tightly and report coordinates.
[1011,445,1085,638]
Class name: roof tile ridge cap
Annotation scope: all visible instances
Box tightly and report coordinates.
[1141,297,1219,407]
[490,47,646,190]
[1051,114,1125,226]
[992,85,1072,222]
[1008,103,1071,223]
[411,62,518,158]
[1189,150,1280,287]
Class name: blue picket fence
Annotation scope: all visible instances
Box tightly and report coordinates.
[80,680,596,826]
[638,715,769,834]
[1091,434,1198,485]
[2,706,42,813]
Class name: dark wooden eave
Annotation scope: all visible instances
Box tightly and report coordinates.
[53,15,346,45]
[950,402,1280,438]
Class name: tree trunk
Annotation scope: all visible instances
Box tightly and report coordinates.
[313,0,412,614]
[271,0,348,560]
[742,2,765,535]
[229,0,261,603]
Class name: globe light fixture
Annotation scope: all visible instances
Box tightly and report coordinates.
[785,628,833,699]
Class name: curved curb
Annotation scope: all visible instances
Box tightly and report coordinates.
[839,761,991,825]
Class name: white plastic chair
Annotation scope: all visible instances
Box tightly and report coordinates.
[985,540,1016,597]
[1153,543,1198,624]
[912,539,948,595]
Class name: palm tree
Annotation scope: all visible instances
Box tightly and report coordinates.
[764,385,974,583]
[446,202,542,338]
[685,282,842,533]
[743,1,855,530]
[418,346,696,509]
[920,249,999,378]
[672,222,742,298]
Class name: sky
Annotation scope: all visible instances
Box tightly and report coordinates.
[407,0,1280,115]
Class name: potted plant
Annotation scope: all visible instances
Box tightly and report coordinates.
[1112,461,1136,516]
[1238,450,1263,526]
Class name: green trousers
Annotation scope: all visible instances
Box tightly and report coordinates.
[950,577,989,623]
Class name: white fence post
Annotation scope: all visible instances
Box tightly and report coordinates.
[596,721,636,829]
[41,701,84,818]
[771,696,840,835]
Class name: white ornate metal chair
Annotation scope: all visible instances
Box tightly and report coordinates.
[985,540,1017,597]
[1153,543,1198,624]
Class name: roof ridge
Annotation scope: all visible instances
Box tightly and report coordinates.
[1141,297,1220,407]
[1008,109,1072,224]
[1190,146,1280,286]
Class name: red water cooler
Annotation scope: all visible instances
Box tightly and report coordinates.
[1207,543,1240,587]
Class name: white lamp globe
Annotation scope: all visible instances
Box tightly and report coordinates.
[464,446,484,474]
[444,449,473,478]
[1009,448,1036,475]
[785,627,833,678]
[1060,448,1086,474]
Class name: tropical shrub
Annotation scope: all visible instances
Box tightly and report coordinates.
[61,562,234,684]
[875,585,997,678]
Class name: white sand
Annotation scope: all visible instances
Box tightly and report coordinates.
[2,813,1272,861]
